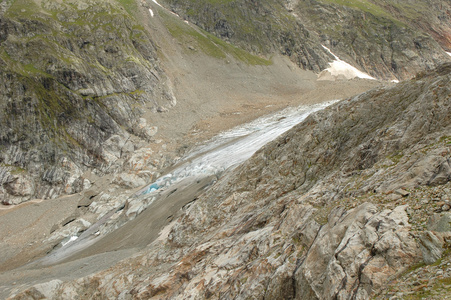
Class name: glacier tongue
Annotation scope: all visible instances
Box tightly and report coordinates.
[139,101,337,196]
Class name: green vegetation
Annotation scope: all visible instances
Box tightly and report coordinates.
[115,0,138,15]
[318,0,392,19]
[317,0,408,26]
[439,136,451,145]
[390,152,404,164]
[203,29,272,65]
[4,0,42,18]
[204,0,236,4]
[166,0,299,56]
[0,0,152,143]
[0,164,26,174]
[161,11,271,65]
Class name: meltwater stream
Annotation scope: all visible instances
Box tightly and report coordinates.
[138,100,337,196]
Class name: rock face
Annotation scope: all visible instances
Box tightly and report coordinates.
[0,0,176,204]
[166,0,451,80]
[12,64,450,299]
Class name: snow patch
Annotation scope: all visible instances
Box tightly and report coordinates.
[61,235,78,247]
[149,8,154,17]
[391,79,399,83]
[152,0,163,8]
[152,0,179,17]
[446,52,451,57]
[319,45,376,81]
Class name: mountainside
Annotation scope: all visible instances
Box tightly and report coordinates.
[1,0,449,206]
[165,0,451,80]
[10,63,450,299]
[0,0,177,204]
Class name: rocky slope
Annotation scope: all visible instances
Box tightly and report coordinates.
[0,0,178,205]
[165,0,451,80]
[10,64,450,299]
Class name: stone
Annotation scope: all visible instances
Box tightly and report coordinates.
[31,279,63,299]
[1,173,34,205]
[294,203,421,299]
[113,173,147,189]
[395,189,410,197]
[387,193,402,201]
[418,231,445,265]
[427,213,451,232]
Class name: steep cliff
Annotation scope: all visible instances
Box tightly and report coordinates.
[12,64,450,299]
[0,0,176,204]
[165,0,451,80]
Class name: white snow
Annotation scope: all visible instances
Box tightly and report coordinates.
[149,8,154,17]
[152,0,163,8]
[446,52,451,57]
[61,235,78,247]
[320,45,376,80]
[391,79,399,83]
[152,0,179,17]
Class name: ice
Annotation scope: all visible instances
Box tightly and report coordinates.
[139,101,337,196]
[145,183,160,193]
[149,8,154,17]
[320,45,376,80]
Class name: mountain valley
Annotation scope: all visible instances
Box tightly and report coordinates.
[0,0,450,299]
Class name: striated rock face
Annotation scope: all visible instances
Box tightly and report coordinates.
[13,64,450,299]
[0,0,176,204]
[295,204,420,299]
[165,0,450,80]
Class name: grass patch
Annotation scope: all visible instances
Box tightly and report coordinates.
[5,0,42,18]
[204,0,236,4]
[115,0,138,15]
[317,0,406,27]
[162,11,226,59]
[204,29,272,65]
[161,11,271,65]
[0,164,26,174]
[318,0,392,19]
[389,152,404,164]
